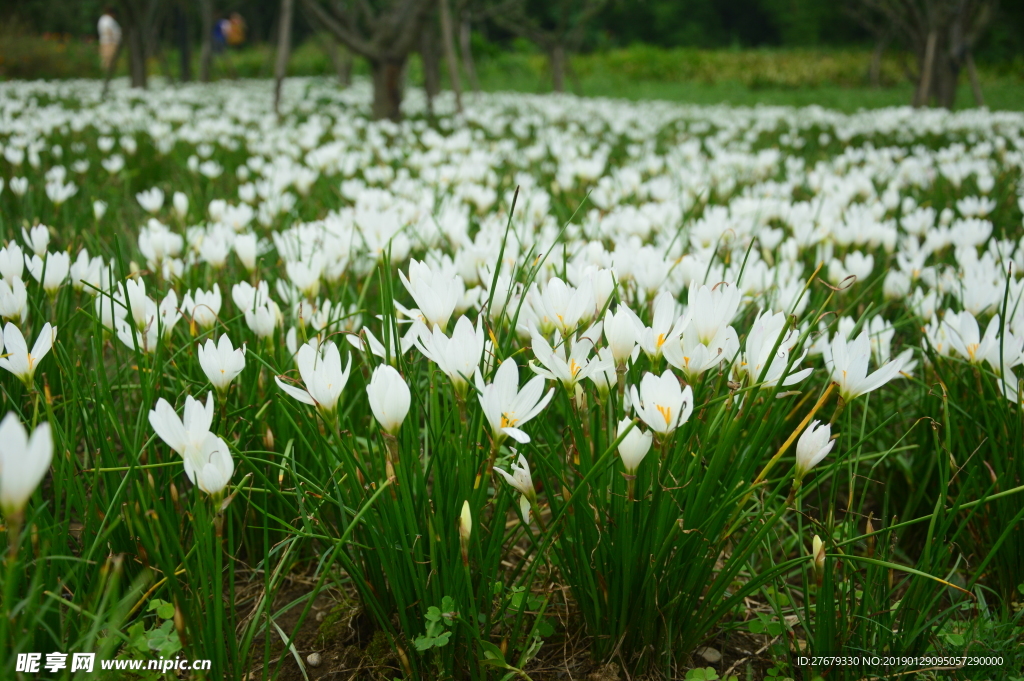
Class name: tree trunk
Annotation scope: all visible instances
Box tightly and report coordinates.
[933,47,960,109]
[549,44,566,93]
[198,0,213,82]
[176,6,192,82]
[869,33,889,88]
[914,30,937,107]
[438,0,463,112]
[966,51,984,106]
[274,0,295,117]
[460,18,479,92]
[420,28,441,115]
[127,23,148,88]
[371,57,406,121]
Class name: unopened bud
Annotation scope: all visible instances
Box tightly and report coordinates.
[459,501,472,566]
[812,534,826,586]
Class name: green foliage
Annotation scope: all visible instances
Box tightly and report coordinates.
[413,597,457,651]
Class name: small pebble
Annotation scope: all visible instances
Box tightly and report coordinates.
[698,646,722,663]
[315,611,325,622]
[306,652,322,667]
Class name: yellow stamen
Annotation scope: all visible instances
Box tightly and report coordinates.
[656,404,672,425]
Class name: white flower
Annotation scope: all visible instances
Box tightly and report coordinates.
[70,249,104,293]
[825,330,903,402]
[275,340,352,422]
[794,420,835,479]
[476,359,554,445]
[531,324,612,391]
[604,305,640,364]
[182,284,222,329]
[0,413,53,516]
[22,225,50,258]
[137,187,165,214]
[629,370,693,435]
[0,322,55,386]
[123,278,152,331]
[25,252,70,296]
[664,319,740,382]
[414,316,485,395]
[636,291,689,361]
[234,232,259,271]
[399,259,460,331]
[0,278,28,323]
[494,452,537,521]
[172,191,189,220]
[536,277,594,337]
[617,417,652,474]
[159,290,182,338]
[148,392,220,484]
[737,310,812,389]
[198,335,246,393]
[366,364,411,435]
[194,435,234,497]
[0,243,25,281]
[93,200,107,220]
[9,177,28,196]
[687,281,741,345]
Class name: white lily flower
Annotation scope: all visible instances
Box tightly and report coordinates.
[0,243,25,281]
[617,417,652,474]
[476,359,554,445]
[737,310,812,389]
[414,316,485,394]
[275,340,352,422]
[137,187,165,214]
[0,322,55,386]
[194,435,234,497]
[629,370,693,435]
[794,420,835,480]
[22,225,50,257]
[399,259,460,332]
[148,392,220,484]
[494,452,537,521]
[0,278,28,323]
[366,364,411,435]
[825,330,903,402]
[604,305,641,365]
[198,335,246,394]
[530,324,612,391]
[0,412,53,516]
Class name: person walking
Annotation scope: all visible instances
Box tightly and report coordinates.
[226,12,247,48]
[97,7,122,71]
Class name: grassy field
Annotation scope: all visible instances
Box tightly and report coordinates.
[2,34,1023,112]
[1,75,1024,680]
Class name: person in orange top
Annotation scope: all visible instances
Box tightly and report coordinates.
[226,12,247,48]
[97,7,122,71]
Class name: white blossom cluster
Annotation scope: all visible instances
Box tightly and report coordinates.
[1,78,1024,496]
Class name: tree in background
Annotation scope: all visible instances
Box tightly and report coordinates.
[298,0,435,121]
[489,0,609,92]
[847,0,996,108]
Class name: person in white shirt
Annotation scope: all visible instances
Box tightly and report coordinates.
[98,8,122,71]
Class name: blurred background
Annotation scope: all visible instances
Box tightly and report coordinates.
[1,0,1022,112]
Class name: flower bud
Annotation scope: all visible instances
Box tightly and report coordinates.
[812,534,826,586]
[459,501,472,565]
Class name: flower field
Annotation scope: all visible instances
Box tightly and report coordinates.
[1,78,1023,680]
